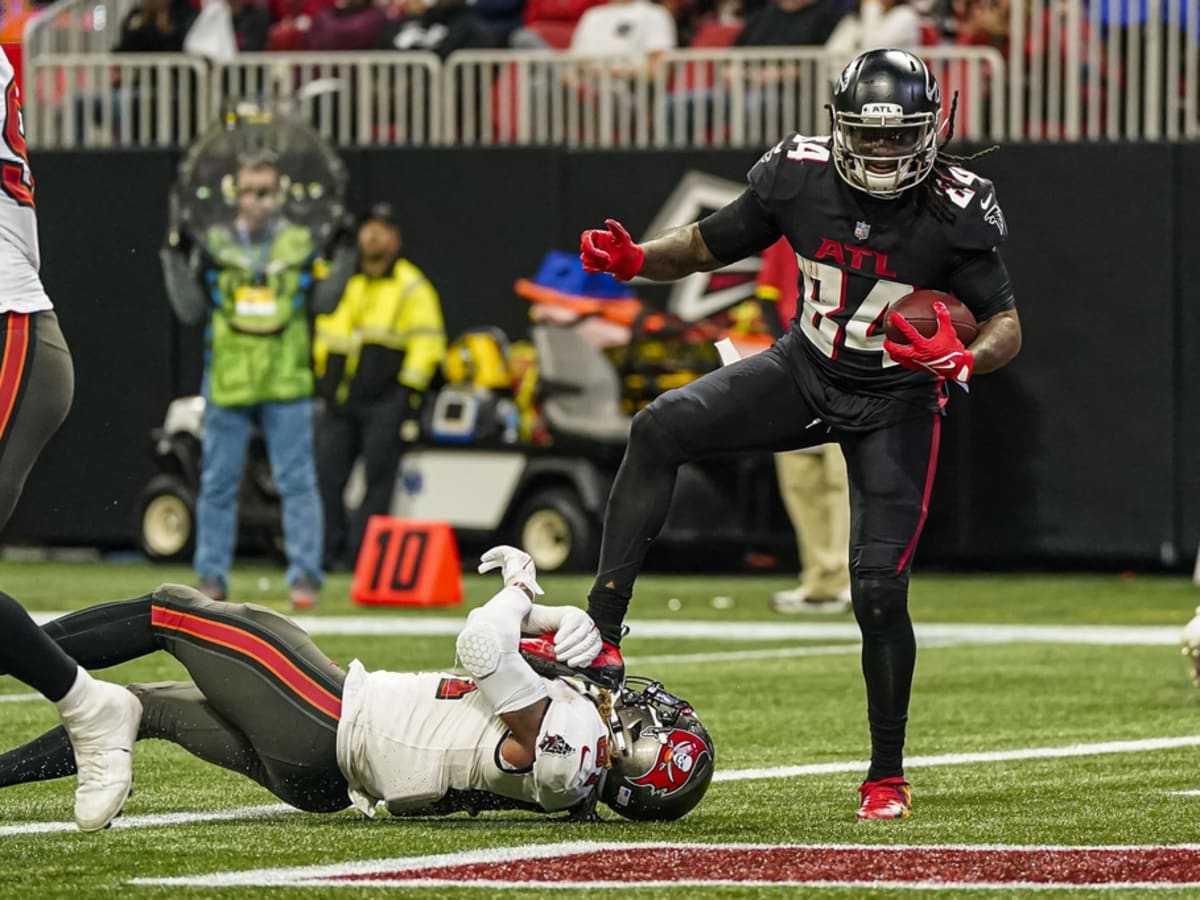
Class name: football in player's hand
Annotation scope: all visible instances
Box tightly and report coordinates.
[884,290,978,345]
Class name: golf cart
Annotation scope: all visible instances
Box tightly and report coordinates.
[134,323,795,573]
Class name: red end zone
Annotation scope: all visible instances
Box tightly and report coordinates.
[319,844,1200,889]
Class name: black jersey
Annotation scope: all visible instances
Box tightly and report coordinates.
[699,133,1016,430]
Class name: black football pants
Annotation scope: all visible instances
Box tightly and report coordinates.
[315,393,407,570]
[0,585,351,812]
[586,342,942,781]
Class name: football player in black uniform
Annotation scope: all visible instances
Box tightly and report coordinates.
[568,48,1022,819]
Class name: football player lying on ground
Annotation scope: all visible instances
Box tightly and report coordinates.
[0,547,715,822]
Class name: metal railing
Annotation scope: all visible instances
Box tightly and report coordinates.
[24,47,1002,148]
[443,46,1002,147]
[18,0,1200,147]
[23,0,137,58]
[1006,0,1200,139]
[24,52,441,148]
[213,52,441,146]
[25,53,209,147]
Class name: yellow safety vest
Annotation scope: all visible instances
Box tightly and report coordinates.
[313,258,446,404]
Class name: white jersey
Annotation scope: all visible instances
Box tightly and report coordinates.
[336,660,609,815]
[0,53,50,314]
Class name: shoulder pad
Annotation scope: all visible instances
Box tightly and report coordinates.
[934,165,1008,251]
[748,133,833,202]
[531,691,609,811]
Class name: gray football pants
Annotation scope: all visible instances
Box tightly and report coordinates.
[0,310,72,531]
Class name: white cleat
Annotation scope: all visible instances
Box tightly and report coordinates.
[62,682,141,832]
[770,587,852,615]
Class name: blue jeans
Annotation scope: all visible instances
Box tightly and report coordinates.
[193,398,323,592]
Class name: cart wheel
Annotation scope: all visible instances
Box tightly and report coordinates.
[513,487,596,573]
[137,475,196,562]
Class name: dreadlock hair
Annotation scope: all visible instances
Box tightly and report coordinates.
[918,91,1001,224]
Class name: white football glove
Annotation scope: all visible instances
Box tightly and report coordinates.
[525,604,602,668]
[478,545,543,596]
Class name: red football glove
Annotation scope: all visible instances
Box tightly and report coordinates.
[884,301,975,384]
[580,218,644,281]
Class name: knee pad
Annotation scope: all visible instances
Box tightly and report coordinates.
[152,583,209,608]
[850,573,910,630]
[629,406,687,465]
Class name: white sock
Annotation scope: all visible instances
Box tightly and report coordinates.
[53,666,94,719]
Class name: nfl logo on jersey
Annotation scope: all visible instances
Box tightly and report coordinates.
[854,221,871,240]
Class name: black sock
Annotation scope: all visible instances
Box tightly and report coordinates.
[853,576,915,783]
[40,596,157,670]
[0,595,158,687]
[0,726,76,787]
[586,584,631,648]
[0,592,78,701]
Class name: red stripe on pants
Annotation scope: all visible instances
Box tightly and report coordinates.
[151,604,342,721]
[0,313,30,442]
[896,414,941,574]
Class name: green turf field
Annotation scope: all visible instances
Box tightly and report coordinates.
[2,560,1200,898]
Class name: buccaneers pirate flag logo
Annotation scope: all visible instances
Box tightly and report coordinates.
[630,729,712,795]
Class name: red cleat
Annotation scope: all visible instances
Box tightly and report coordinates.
[519,634,625,689]
[856,777,912,820]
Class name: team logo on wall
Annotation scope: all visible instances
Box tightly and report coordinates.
[637,171,763,323]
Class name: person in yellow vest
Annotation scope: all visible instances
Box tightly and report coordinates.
[312,203,447,571]
[160,153,355,611]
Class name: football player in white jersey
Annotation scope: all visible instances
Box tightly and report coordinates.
[0,546,715,822]
[0,52,142,834]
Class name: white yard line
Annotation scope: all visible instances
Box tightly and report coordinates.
[715,734,1200,782]
[626,639,964,667]
[5,736,1200,836]
[24,614,1187,645]
[0,804,296,836]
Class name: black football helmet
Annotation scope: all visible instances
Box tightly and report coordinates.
[599,677,715,821]
[831,49,943,198]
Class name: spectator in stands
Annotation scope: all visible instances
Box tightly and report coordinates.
[568,0,678,80]
[953,0,1007,52]
[660,0,719,47]
[312,203,446,573]
[472,0,527,44]
[106,0,197,142]
[668,0,842,141]
[825,0,923,70]
[159,153,355,610]
[734,0,843,47]
[375,0,504,57]
[299,0,388,50]
[230,0,270,50]
[510,0,604,48]
[264,0,333,49]
[113,0,197,52]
